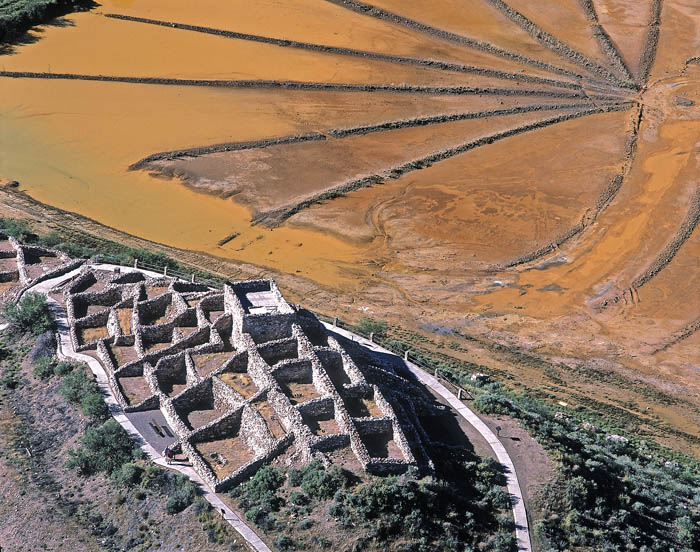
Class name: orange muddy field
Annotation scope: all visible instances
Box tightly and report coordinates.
[1,0,700,454]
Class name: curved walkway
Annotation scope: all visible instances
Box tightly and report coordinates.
[322,322,532,552]
[19,266,273,552]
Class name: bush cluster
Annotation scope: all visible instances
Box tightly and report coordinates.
[32,354,74,379]
[474,390,700,551]
[324,459,514,552]
[2,292,54,336]
[67,419,138,476]
[228,450,515,551]
[230,466,285,530]
[288,461,349,500]
[59,369,108,421]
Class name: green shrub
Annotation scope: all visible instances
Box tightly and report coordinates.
[140,463,168,490]
[80,392,109,422]
[273,535,296,551]
[165,474,199,514]
[355,317,388,338]
[238,465,285,512]
[677,515,700,548]
[297,518,313,530]
[473,393,519,417]
[0,363,21,389]
[0,218,34,241]
[59,369,98,403]
[67,419,136,476]
[3,293,54,335]
[287,466,304,487]
[193,497,212,516]
[289,490,309,506]
[53,361,74,376]
[299,463,348,500]
[33,356,55,379]
[111,462,144,488]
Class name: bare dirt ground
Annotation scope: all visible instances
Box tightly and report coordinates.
[0,340,242,552]
[1,0,700,462]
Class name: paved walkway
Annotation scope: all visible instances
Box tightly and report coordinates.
[323,323,532,552]
[19,267,272,552]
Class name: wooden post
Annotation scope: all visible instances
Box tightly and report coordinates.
[458,389,462,400]
[133,258,138,269]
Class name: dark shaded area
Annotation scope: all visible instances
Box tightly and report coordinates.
[0,0,96,46]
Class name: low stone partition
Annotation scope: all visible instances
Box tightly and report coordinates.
[212,376,247,410]
[96,339,117,373]
[181,439,218,489]
[354,417,394,436]
[271,359,313,382]
[125,394,160,414]
[312,433,351,452]
[297,396,334,417]
[214,433,294,493]
[171,281,211,294]
[190,406,244,443]
[0,269,19,283]
[240,404,276,456]
[110,271,145,284]
[242,312,296,344]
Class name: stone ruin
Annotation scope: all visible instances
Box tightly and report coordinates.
[59,265,449,492]
[0,232,83,302]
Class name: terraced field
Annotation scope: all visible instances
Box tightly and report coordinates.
[1,1,700,453]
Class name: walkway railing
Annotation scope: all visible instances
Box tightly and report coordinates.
[90,254,226,288]
[317,314,476,401]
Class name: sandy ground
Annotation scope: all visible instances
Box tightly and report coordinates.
[1,0,700,461]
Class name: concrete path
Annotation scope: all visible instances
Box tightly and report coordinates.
[19,267,272,552]
[323,323,533,552]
